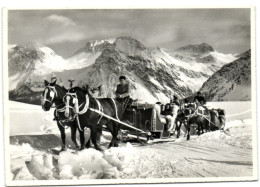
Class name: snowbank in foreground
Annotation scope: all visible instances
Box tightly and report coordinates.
[10,118,253,180]
[10,142,136,180]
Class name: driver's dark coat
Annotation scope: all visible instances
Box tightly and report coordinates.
[194,95,206,104]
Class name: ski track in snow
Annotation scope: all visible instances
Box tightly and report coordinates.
[8,101,254,180]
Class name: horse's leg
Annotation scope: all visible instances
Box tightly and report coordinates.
[176,121,181,138]
[85,129,92,148]
[173,120,178,137]
[70,122,79,149]
[197,122,201,136]
[184,120,188,137]
[187,121,190,140]
[201,122,204,134]
[85,138,92,148]
[57,122,67,151]
[90,124,103,151]
[207,119,210,132]
[79,130,85,150]
[108,121,120,148]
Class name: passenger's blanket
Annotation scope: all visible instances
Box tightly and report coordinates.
[117,97,133,110]
[154,104,166,124]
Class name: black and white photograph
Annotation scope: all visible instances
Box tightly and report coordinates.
[2,4,258,186]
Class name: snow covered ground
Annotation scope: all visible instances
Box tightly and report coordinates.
[6,101,256,184]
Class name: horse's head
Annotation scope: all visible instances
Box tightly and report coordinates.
[209,109,219,121]
[41,80,58,111]
[63,87,89,119]
[210,109,218,116]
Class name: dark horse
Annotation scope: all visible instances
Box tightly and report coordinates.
[209,109,226,131]
[175,107,194,138]
[41,80,82,151]
[64,86,125,151]
[186,108,226,140]
[186,107,211,140]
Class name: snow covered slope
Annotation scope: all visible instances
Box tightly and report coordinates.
[199,50,251,101]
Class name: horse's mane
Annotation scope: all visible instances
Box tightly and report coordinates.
[55,84,67,91]
[69,86,93,98]
[54,84,68,95]
[70,86,86,92]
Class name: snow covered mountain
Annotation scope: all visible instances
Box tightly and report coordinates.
[8,37,238,104]
[8,45,69,91]
[173,43,237,76]
[67,39,115,69]
[199,50,251,101]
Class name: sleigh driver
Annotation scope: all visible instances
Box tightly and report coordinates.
[115,76,133,110]
[194,91,209,115]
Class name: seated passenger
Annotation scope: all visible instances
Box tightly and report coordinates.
[161,96,180,134]
[194,92,208,114]
[170,95,180,132]
[155,102,166,124]
[184,98,189,108]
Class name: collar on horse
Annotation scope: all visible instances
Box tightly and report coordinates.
[64,92,104,131]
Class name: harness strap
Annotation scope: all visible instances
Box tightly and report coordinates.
[76,115,86,131]
[78,94,89,115]
[94,98,104,124]
[89,107,147,134]
[195,113,215,126]
[111,98,120,120]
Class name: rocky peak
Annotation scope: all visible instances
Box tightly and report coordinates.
[84,39,115,53]
[114,36,147,55]
[175,42,214,54]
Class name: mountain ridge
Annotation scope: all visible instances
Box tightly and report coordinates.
[199,50,251,101]
[8,36,240,104]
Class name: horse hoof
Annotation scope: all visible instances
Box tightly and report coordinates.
[60,147,67,152]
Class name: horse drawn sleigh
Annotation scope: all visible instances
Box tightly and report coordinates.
[41,80,225,152]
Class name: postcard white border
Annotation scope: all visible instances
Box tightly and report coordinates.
[2,4,258,187]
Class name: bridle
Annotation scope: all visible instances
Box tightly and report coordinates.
[42,85,58,104]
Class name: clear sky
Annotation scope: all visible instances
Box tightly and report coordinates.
[8,8,251,58]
